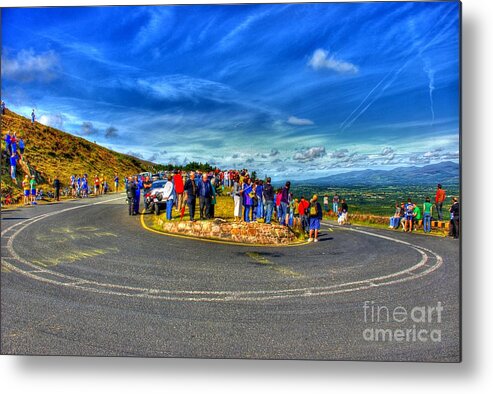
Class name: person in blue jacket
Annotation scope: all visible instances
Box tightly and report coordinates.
[134,176,143,214]
[197,173,213,220]
[242,178,253,223]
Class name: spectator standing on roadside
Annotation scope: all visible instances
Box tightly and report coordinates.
[340,198,349,225]
[323,194,329,213]
[413,202,422,231]
[30,175,37,205]
[332,193,339,214]
[162,174,175,220]
[423,196,433,233]
[308,195,323,243]
[435,184,446,221]
[404,198,414,232]
[242,178,253,223]
[449,197,460,239]
[210,181,217,219]
[256,179,264,220]
[184,171,198,221]
[126,177,137,216]
[53,176,61,201]
[143,176,153,210]
[198,174,213,220]
[22,175,30,205]
[279,181,291,226]
[262,177,274,224]
[299,196,310,232]
[173,170,184,212]
[114,173,119,192]
[233,174,243,221]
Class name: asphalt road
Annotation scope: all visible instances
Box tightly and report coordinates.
[1,194,460,361]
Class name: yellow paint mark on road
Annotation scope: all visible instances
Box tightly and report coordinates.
[32,247,119,267]
[246,252,304,278]
[1,262,12,273]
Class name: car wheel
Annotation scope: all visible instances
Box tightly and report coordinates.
[155,204,161,215]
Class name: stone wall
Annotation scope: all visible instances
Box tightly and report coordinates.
[154,218,297,245]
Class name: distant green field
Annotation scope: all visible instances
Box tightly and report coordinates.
[288,185,460,221]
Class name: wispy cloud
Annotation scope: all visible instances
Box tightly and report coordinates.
[2,49,60,82]
[308,49,358,74]
[287,116,314,126]
[80,121,98,136]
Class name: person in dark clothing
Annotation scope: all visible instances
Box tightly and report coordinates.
[126,177,138,215]
[262,177,275,224]
[197,174,213,220]
[184,172,198,221]
[143,176,153,210]
[53,176,61,201]
[449,197,460,239]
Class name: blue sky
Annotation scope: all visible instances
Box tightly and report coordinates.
[1,2,460,180]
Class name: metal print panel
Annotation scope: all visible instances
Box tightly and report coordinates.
[0,1,461,361]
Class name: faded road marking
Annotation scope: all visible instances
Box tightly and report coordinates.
[246,252,304,278]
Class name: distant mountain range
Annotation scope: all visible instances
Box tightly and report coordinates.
[304,161,459,186]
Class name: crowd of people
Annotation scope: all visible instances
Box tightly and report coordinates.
[388,183,460,238]
[124,168,351,243]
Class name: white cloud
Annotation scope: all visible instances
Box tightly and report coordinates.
[308,49,358,74]
[38,113,65,129]
[293,146,327,162]
[287,116,314,126]
[2,49,60,82]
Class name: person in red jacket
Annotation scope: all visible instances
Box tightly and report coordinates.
[173,170,184,212]
[298,196,310,233]
[435,183,446,221]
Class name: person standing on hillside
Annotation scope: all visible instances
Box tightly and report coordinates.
[30,175,37,205]
[53,176,61,201]
[1,101,5,115]
[435,184,446,221]
[10,152,17,180]
[22,175,30,205]
[423,197,433,233]
[10,133,17,156]
[18,137,25,157]
[308,195,323,243]
[262,177,274,224]
[114,173,119,192]
[184,171,198,221]
[173,170,184,212]
[31,109,36,124]
[449,197,460,239]
[5,131,12,156]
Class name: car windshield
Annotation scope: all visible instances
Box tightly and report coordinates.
[151,180,166,189]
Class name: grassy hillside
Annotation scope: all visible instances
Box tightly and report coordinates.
[1,108,154,199]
